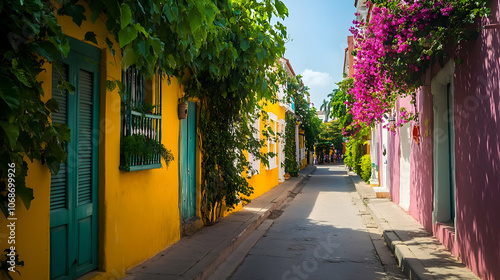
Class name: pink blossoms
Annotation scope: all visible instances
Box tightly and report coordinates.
[348,1,453,131]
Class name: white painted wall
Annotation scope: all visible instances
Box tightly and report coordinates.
[399,122,411,211]
[369,127,379,185]
[382,122,391,190]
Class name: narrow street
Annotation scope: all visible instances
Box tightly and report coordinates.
[227,165,406,280]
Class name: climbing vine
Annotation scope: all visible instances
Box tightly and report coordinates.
[284,112,298,177]
[185,0,288,224]
[0,0,289,275]
[286,76,322,151]
[0,0,72,219]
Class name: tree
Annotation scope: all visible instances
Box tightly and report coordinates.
[284,112,299,177]
[286,76,321,151]
[319,99,330,123]
[0,0,290,226]
[183,0,289,224]
[318,120,344,153]
[330,77,355,135]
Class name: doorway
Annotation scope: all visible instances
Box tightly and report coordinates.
[50,38,100,279]
[180,102,197,221]
[432,61,456,225]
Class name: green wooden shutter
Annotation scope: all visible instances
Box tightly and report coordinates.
[77,69,93,206]
[75,69,94,273]
[180,102,197,221]
[50,37,100,280]
[50,64,70,279]
[50,64,69,211]
[187,102,197,219]
[180,113,188,220]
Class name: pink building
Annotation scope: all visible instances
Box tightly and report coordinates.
[356,0,500,279]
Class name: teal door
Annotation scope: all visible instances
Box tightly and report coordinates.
[180,102,197,220]
[50,38,100,280]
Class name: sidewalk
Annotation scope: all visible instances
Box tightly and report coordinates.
[348,171,479,280]
[123,166,316,280]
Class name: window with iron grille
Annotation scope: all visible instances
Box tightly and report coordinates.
[119,66,163,171]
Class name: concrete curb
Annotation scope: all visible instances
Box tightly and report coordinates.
[348,172,431,280]
[365,202,431,280]
[348,172,478,280]
[194,167,315,280]
[124,165,316,280]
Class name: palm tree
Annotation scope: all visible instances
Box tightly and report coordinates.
[320,99,330,123]
[319,89,339,123]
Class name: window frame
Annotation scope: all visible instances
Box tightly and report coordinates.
[266,112,278,170]
[248,115,261,176]
[119,66,163,171]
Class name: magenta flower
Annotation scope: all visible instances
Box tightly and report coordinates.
[347,0,456,132]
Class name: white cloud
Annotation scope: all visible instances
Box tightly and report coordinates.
[300,69,336,109]
[301,69,331,87]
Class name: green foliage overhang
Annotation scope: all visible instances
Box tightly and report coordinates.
[0,0,290,274]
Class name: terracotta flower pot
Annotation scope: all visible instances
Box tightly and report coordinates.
[178,102,188,119]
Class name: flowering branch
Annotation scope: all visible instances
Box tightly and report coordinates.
[348,0,489,132]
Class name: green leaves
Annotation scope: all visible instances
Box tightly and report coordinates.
[0,0,75,223]
[189,9,203,32]
[58,3,86,26]
[0,122,20,148]
[45,98,59,113]
[274,0,288,18]
[120,3,132,29]
[0,0,291,230]
[84,31,98,45]
[0,77,20,110]
[240,38,251,51]
[163,3,178,23]
[118,25,138,48]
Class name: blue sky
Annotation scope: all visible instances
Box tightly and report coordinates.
[279,0,357,110]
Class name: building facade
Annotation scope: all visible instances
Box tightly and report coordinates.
[0,5,303,280]
[354,1,500,279]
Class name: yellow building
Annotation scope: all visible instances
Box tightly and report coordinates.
[245,101,286,199]
[0,7,299,280]
[0,5,197,280]
[245,57,297,197]
[298,127,307,169]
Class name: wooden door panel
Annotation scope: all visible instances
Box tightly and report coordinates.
[50,38,99,279]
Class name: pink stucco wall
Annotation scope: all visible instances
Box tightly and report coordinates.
[452,1,500,278]
[372,1,499,279]
[408,86,434,232]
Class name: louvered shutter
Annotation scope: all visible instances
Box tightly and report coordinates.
[78,69,93,206]
[248,117,260,175]
[50,64,69,211]
[50,38,100,279]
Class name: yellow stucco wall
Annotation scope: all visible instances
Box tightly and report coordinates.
[0,5,185,279]
[299,127,307,168]
[246,101,286,200]
[0,62,53,275]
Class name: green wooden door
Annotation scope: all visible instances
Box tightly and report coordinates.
[180,102,197,221]
[50,38,100,280]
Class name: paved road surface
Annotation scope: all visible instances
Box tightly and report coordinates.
[228,165,406,280]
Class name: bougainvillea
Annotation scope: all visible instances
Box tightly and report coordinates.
[348,0,489,132]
